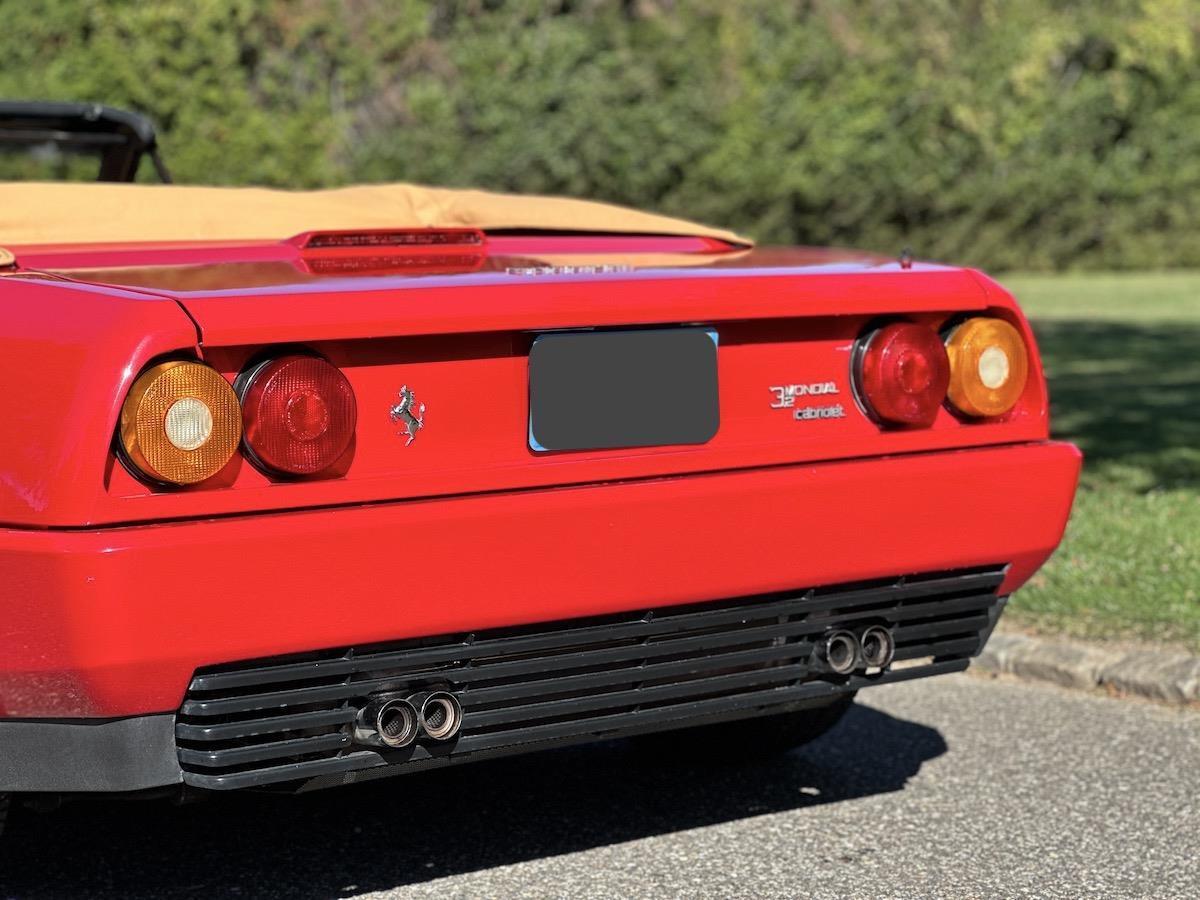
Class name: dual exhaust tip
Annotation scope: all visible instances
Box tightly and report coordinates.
[821,625,895,675]
[354,691,463,749]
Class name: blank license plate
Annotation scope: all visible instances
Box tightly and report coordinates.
[528,328,719,452]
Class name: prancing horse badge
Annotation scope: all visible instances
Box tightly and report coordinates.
[390,386,425,446]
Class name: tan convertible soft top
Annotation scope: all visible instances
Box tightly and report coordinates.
[0,182,751,247]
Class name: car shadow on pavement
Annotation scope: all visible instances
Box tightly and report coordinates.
[0,704,945,898]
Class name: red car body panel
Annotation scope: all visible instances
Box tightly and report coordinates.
[0,229,1080,792]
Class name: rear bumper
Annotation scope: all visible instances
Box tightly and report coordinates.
[1,441,1079,721]
[0,441,1078,789]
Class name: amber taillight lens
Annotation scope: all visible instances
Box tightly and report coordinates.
[853,322,950,427]
[240,355,357,476]
[119,361,242,485]
[944,317,1030,418]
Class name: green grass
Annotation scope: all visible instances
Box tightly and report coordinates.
[1000,272,1200,650]
[1005,271,1200,323]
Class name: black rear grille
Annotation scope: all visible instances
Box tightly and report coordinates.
[176,566,1006,790]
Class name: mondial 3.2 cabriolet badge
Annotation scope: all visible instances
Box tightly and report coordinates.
[390,385,426,446]
[769,380,846,421]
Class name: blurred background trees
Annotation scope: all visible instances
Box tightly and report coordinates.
[2,0,1198,270]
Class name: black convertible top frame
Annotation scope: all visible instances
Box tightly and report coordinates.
[0,100,171,183]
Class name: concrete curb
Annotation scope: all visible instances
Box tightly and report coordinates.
[975,633,1200,704]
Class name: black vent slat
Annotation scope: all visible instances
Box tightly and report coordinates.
[808,569,1003,607]
[441,623,813,686]
[182,682,362,717]
[896,613,993,643]
[189,656,354,694]
[465,662,811,730]
[175,708,357,743]
[178,733,353,768]
[881,593,996,623]
[893,636,984,661]
[462,642,813,708]
[185,752,384,791]
[177,566,1006,790]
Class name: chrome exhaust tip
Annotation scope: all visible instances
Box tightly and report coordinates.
[859,625,895,669]
[822,630,860,675]
[412,690,463,741]
[354,697,420,749]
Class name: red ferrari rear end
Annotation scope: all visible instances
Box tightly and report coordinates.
[0,201,1079,799]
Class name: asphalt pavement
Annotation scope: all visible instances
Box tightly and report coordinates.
[1,672,1196,899]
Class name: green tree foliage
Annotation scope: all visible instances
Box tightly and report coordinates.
[1,0,1198,270]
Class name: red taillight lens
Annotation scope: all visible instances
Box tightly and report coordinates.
[854,323,950,427]
[241,355,357,475]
